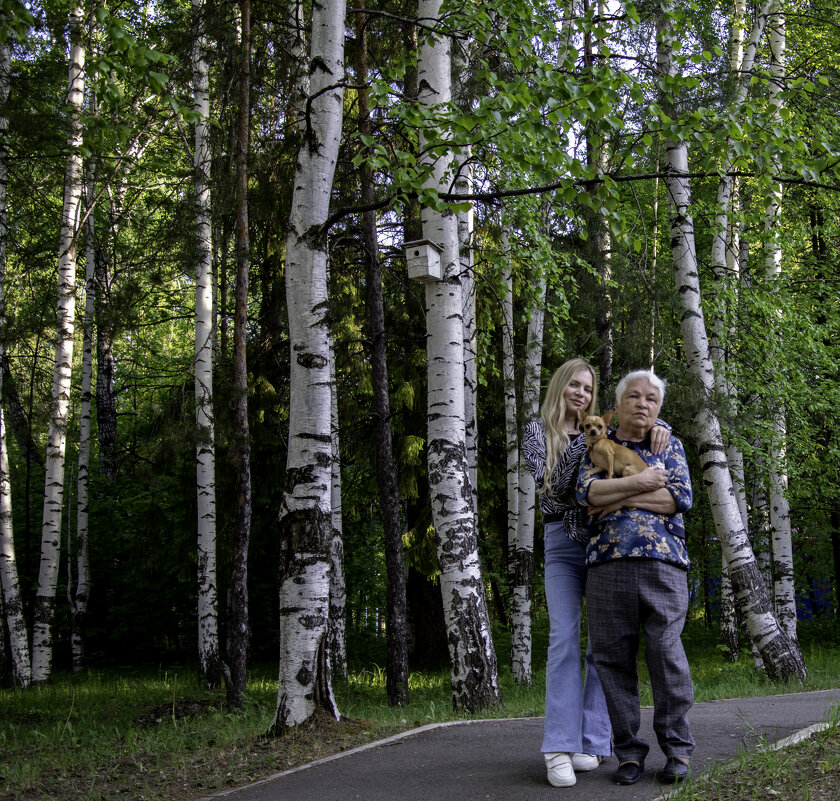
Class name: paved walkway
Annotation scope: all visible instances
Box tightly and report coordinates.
[198,689,840,801]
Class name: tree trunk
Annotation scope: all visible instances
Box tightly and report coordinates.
[328,339,347,680]
[71,164,97,674]
[0,34,30,687]
[31,4,86,682]
[418,0,499,712]
[501,255,524,681]
[355,2,407,706]
[512,266,546,685]
[193,0,220,689]
[94,258,116,481]
[587,0,612,397]
[706,0,771,659]
[656,0,805,682]
[269,0,345,733]
[227,0,252,708]
[763,3,797,644]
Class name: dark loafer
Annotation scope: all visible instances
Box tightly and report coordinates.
[658,758,690,784]
[614,761,644,785]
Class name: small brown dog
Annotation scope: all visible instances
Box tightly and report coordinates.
[578,409,647,479]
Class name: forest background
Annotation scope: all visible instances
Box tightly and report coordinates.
[1,0,840,737]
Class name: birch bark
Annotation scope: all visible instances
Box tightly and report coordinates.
[513,268,545,685]
[763,5,796,642]
[31,4,85,682]
[711,0,756,662]
[500,252,524,680]
[227,0,252,707]
[656,0,804,681]
[270,0,345,731]
[72,165,96,673]
[192,0,220,688]
[418,0,499,711]
[459,165,479,530]
[0,33,30,687]
[328,339,347,681]
[589,0,613,397]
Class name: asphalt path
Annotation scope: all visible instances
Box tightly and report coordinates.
[196,689,840,801]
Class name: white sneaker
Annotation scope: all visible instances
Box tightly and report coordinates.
[545,752,576,787]
[572,753,602,772]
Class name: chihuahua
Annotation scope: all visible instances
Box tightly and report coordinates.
[578,408,647,479]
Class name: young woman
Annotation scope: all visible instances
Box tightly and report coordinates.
[523,359,668,788]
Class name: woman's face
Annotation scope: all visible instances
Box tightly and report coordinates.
[563,369,594,415]
[616,379,661,433]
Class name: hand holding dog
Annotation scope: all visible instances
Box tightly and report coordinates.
[586,468,668,520]
[634,467,668,492]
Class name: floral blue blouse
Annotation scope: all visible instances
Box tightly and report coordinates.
[575,430,693,571]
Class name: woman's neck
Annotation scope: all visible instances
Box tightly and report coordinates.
[616,424,647,442]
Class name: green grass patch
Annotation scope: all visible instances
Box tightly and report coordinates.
[1,617,839,800]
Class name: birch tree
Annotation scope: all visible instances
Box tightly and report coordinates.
[709,0,756,662]
[656,0,805,681]
[0,29,29,688]
[328,340,347,680]
[760,4,797,643]
[71,167,96,673]
[227,0,252,707]
[417,0,499,711]
[500,242,523,679]
[503,233,546,686]
[192,0,220,688]
[587,0,613,397]
[31,3,86,682]
[513,262,545,685]
[269,0,345,732]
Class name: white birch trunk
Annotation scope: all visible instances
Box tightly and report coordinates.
[192,0,220,687]
[71,167,96,673]
[590,0,613,394]
[31,5,85,682]
[0,34,29,686]
[458,161,478,521]
[657,1,804,681]
[512,267,545,685]
[328,334,347,680]
[270,0,345,732]
[764,6,796,642]
[500,251,525,681]
[748,473,772,670]
[711,0,760,661]
[418,0,499,711]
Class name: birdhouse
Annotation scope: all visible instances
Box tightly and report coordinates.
[403,239,443,282]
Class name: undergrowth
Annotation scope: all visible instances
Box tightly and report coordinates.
[1,616,839,801]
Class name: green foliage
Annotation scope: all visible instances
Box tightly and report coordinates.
[2,0,840,692]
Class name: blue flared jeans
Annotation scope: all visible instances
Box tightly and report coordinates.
[542,522,611,756]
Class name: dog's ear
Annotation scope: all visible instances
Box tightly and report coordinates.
[576,407,587,424]
[602,409,615,427]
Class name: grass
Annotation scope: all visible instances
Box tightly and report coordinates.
[667,710,840,801]
[1,617,839,800]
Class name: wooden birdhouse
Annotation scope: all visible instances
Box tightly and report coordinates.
[403,239,443,282]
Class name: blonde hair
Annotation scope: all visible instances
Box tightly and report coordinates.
[539,358,597,497]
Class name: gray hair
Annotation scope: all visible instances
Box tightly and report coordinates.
[614,370,666,406]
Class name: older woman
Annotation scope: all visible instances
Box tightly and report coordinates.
[524,360,671,788]
[576,370,694,787]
